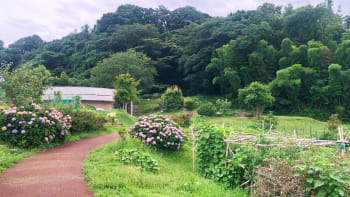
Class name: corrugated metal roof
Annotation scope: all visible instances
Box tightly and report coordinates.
[43,86,116,102]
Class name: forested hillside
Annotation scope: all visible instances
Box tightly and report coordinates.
[1,2,350,119]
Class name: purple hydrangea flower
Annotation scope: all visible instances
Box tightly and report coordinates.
[21,130,26,134]
[12,129,18,134]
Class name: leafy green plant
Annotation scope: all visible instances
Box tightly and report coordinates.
[263,111,278,130]
[114,73,140,112]
[84,104,96,110]
[0,63,51,105]
[238,82,275,119]
[247,121,263,131]
[196,124,265,188]
[115,149,160,172]
[69,109,107,133]
[197,103,217,116]
[184,97,199,110]
[295,148,350,197]
[161,86,184,112]
[320,114,341,140]
[328,114,341,131]
[57,106,107,134]
[171,113,192,127]
[129,115,185,151]
[216,99,232,115]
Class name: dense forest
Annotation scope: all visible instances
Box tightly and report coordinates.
[1,1,350,119]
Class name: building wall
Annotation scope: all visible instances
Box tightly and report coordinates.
[81,100,114,110]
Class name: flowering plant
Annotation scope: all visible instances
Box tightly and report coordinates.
[129,115,185,151]
[0,104,71,148]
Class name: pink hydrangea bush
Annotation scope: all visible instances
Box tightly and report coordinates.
[0,104,71,148]
[129,115,185,151]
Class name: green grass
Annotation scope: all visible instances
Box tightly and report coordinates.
[190,94,221,104]
[201,115,350,138]
[0,104,9,109]
[135,103,160,114]
[0,144,38,173]
[95,109,137,127]
[84,138,248,197]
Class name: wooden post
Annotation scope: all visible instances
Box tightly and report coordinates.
[190,127,196,172]
[262,120,264,132]
[294,130,297,139]
[225,133,232,168]
[339,126,346,160]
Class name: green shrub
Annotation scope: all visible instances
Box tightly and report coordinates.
[327,114,341,132]
[196,124,265,188]
[295,148,350,197]
[69,109,107,133]
[84,104,96,110]
[171,113,192,127]
[129,115,185,151]
[247,121,263,131]
[57,105,107,133]
[320,114,341,140]
[161,86,184,112]
[0,104,71,148]
[263,111,278,130]
[115,149,160,172]
[198,103,217,116]
[184,97,199,110]
[216,99,232,115]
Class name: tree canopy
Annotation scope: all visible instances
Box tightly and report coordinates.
[0,64,51,105]
[90,49,156,91]
[2,2,350,119]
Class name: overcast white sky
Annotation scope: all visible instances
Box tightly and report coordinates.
[0,0,349,46]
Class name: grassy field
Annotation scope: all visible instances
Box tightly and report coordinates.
[202,115,350,138]
[95,109,137,127]
[84,138,248,197]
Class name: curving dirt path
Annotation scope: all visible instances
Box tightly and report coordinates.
[0,132,118,197]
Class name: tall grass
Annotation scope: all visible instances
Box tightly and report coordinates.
[84,138,248,197]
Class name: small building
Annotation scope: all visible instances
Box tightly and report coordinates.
[43,86,116,110]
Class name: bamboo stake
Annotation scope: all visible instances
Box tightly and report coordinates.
[190,127,196,172]
[340,126,346,160]
[262,120,264,133]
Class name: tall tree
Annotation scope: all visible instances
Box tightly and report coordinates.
[90,49,156,91]
[238,81,275,118]
[114,73,140,112]
[0,63,51,105]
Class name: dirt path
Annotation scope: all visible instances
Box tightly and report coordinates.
[0,132,118,197]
